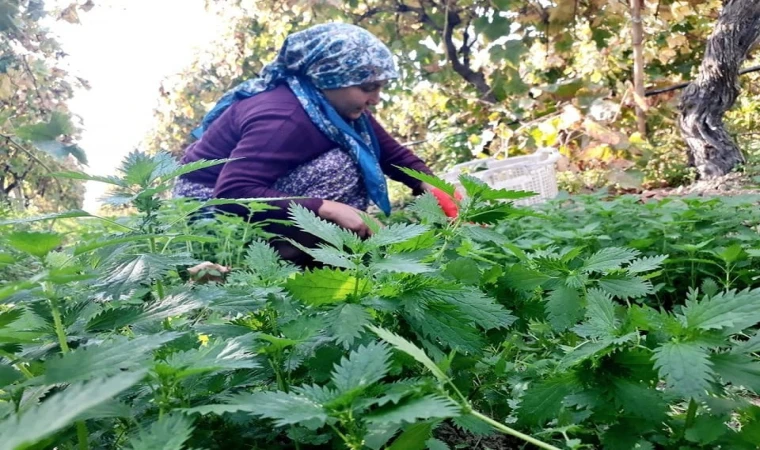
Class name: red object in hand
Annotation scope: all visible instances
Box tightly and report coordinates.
[431,188,463,218]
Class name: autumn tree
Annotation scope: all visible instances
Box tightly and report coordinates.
[0,0,90,213]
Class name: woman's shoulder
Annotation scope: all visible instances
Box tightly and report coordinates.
[233,84,300,114]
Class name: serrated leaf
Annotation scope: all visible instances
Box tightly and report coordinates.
[367,395,459,425]
[502,265,551,291]
[518,374,577,426]
[684,414,729,445]
[331,341,390,394]
[452,414,496,436]
[387,422,433,450]
[573,288,618,339]
[286,268,367,306]
[128,414,193,450]
[0,364,22,388]
[247,391,327,428]
[52,170,126,186]
[367,223,430,247]
[425,438,450,450]
[326,304,371,349]
[99,253,198,297]
[288,241,357,270]
[710,353,760,393]
[0,210,92,226]
[404,304,484,353]
[244,239,298,282]
[583,247,640,273]
[681,288,760,333]
[545,285,584,331]
[409,192,448,224]
[5,231,63,258]
[403,287,514,330]
[159,336,259,379]
[653,341,713,399]
[44,333,182,384]
[371,255,433,274]
[288,203,345,249]
[0,309,23,329]
[369,326,447,382]
[397,167,455,196]
[598,275,653,299]
[85,306,143,332]
[459,175,535,201]
[612,379,668,423]
[626,255,668,274]
[162,158,229,182]
[0,371,145,450]
[139,293,205,325]
[733,331,760,354]
[461,225,510,245]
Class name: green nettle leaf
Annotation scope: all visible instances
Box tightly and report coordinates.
[612,379,668,423]
[710,353,760,393]
[367,223,430,247]
[244,239,298,282]
[128,414,194,450]
[0,308,23,329]
[517,374,578,426]
[0,371,145,450]
[286,268,367,306]
[0,364,22,388]
[158,336,259,378]
[408,192,448,224]
[597,275,653,299]
[326,303,371,349]
[573,288,619,339]
[139,292,205,325]
[85,306,144,332]
[0,210,93,226]
[405,304,484,353]
[404,287,515,330]
[684,414,730,445]
[396,167,455,196]
[44,333,182,384]
[502,265,551,291]
[653,341,713,399]
[292,244,357,270]
[99,253,197,297]
[160,158,229,182]
[545,285,584,331]
[5,231,63,258]
[371,255,433,274]
[367,395,460,425]
[247,391,328,429]
[459,175,535,201]
[331,341,390,394]
[626,255,668,274]
[681,288,760,333]
[582,247,640,273]
[733,331,760,354]
[387,422,434,450]
[289,203,345,249]
[369,326,447,382]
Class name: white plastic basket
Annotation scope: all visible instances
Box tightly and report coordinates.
[441,147,561,206]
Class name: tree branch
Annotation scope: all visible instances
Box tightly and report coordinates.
[646,64,760,97]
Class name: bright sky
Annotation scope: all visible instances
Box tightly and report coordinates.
[50,0,224,212]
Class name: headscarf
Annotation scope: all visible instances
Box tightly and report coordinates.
[192,23,399,215]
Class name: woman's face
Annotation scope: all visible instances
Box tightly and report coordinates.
[322,81,386,121]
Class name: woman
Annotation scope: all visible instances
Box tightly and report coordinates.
[174,23,438,265]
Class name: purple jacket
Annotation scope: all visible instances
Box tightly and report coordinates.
[179,84,432,220]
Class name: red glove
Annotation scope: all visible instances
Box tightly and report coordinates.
[431,188,463,218]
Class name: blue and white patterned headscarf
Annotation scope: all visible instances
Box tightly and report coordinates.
[193,23,399,215]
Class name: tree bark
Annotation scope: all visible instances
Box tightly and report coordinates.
[678,0,760,179]
[630,0,647,136]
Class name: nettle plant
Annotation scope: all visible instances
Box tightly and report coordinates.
[0,151,759,450]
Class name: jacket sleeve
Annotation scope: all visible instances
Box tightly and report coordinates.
[213,107,324,221]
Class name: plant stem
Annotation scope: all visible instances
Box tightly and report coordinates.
[49,297,70,353]
[77,422,89,450]
[49,294,89,449]
[0,350,34,378]
[148,236,166,299]
[469,410,561,450]
[680,399,698,440]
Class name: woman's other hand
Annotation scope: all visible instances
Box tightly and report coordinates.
[318,200,380,238]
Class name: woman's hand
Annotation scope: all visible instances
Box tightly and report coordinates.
[187,262,230,284]
[318,200,379,238]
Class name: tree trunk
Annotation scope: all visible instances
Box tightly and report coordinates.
[630,0,647,136]
[678,0,760,179]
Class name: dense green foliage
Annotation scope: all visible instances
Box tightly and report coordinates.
[1,152,759,449]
